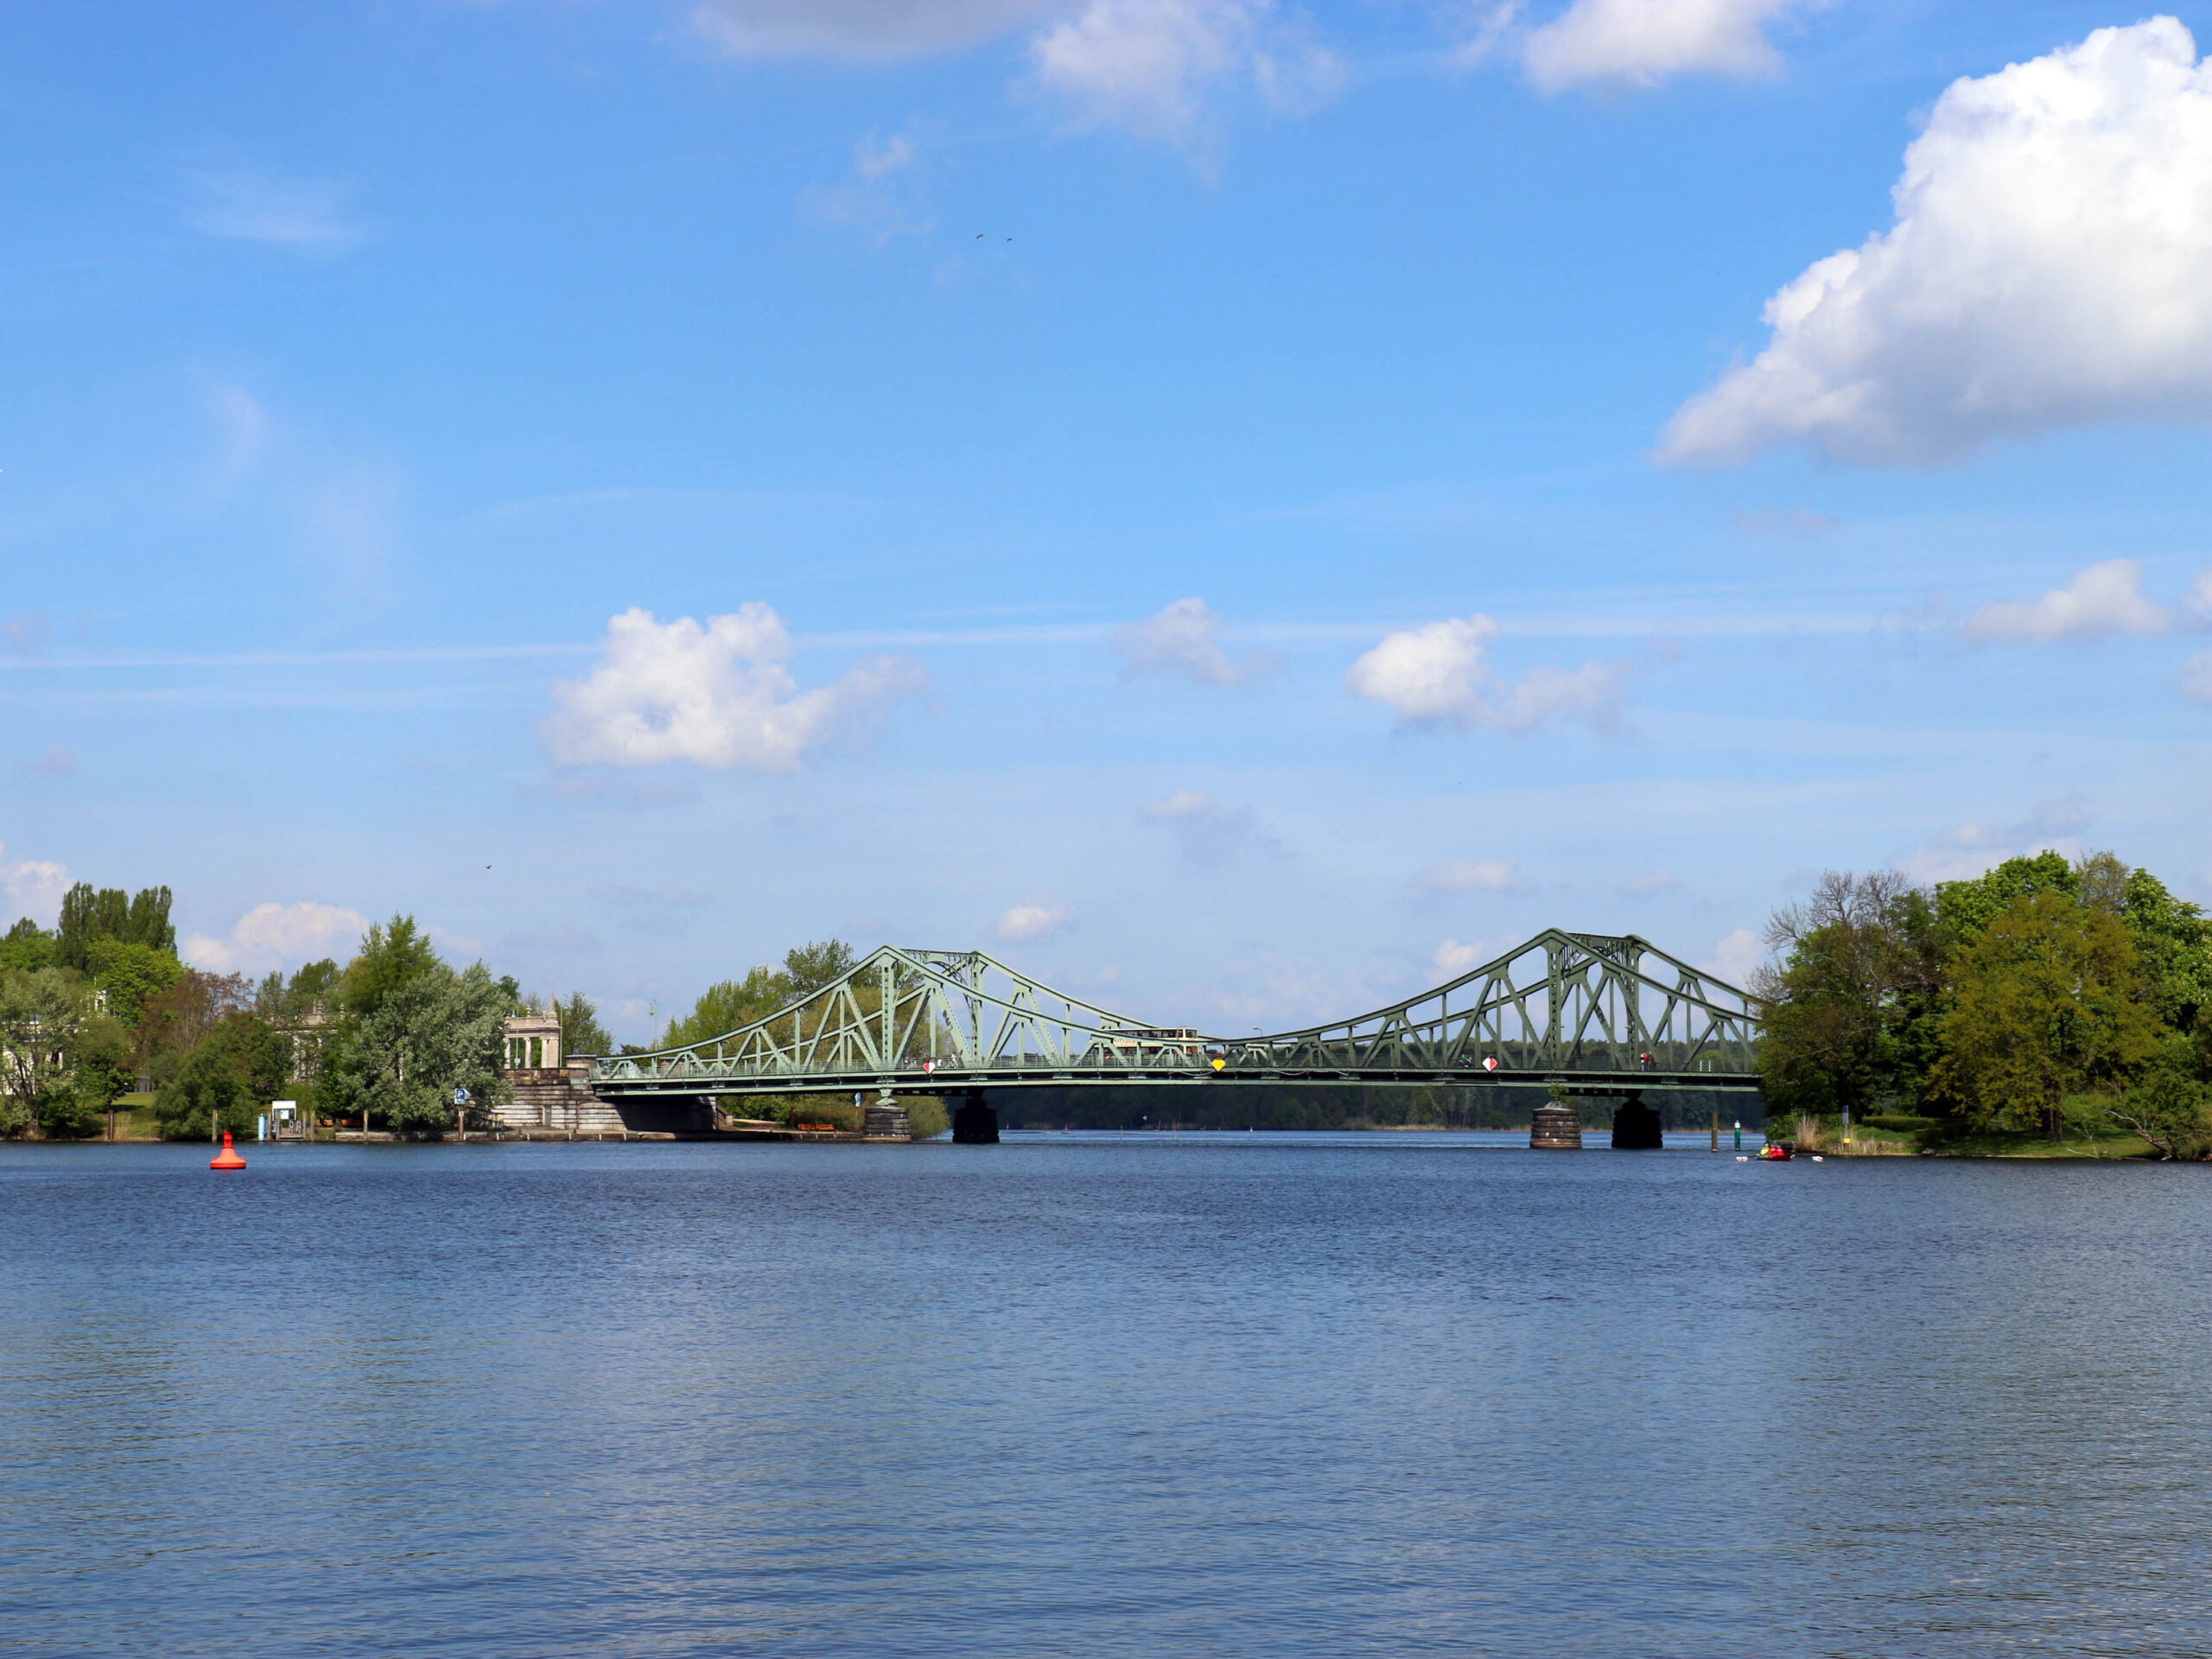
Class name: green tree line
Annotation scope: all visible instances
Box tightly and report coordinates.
[1757,852,2212,1155]
[1,883,603,1141]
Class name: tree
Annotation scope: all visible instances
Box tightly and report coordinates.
[325,959,512,1134]
[2116,867,2212,1033]
[663,941,860,1052]
[1934,851,2078,943]
[340,916,440,1019]
[2106,1038,2212,1160]
[136,969,253,1088]
[86,937,185,1027]
[554,990,613,1058]
[289,957,342,1012]
[664,964,791,1050]
[73,1012,131,1140]
[783,940,857,999]
[1929,891,2164,1139]
[54,882,175,972]
[0,969,92,1138]
[1755,872,1946,1121]
[152,1014,293,1141]
[0,918,54,973]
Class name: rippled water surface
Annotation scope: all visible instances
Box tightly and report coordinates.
[3,1134,2209,1656]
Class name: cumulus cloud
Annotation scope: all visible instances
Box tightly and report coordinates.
[2181,650,2212,702]
[1700,928,1764,987]
[184,168,371,254]
[1432,937,1510,977]
[1961,559,2171,643]
[0,844,69,925]
[1027,0,1343,146]
[1141,789,1281,866]
[1345,614,1626,734]
[2184,568,2212,626]
[542,605,927,771]
[1524,0,1821,92]
[182,901,370,976]
[1410,857,1522,898]
[1892,799,2089,885]
[1112,596,1270,685]
[995,900,1077,942]
[1662,19,2212,466]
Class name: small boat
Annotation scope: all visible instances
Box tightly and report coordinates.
[1758,1142,1791,1161]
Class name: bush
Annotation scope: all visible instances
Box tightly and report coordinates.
[1862,1113,1939,1133]
[904,1097,949,1141]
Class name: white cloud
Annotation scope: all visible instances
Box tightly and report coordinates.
[542,605,928,771]
[803,133,935,245]
[1662,19,2212,466]
[1891,799,2089,885]
[2181,650,2212,702]
[1961,560,2171,643]
[0,844,69,925]
[1027,0,1341,146]
[1141,789,1281,866]
[1411,857,1522,897]
[692,0,1058,58]
[1524,0,1820,92]
[1432,937,1510,977]
[182,901,370,976]
[1112,596,1268,685]
[1623,868,1677,896]
[24,746,76,776]
[1700,927,1764,987]
[1344,614,1626,734]
[995,900,1077,942]
[184,168,370,254]
[855,132,917,178]
[2184,567,2212,626]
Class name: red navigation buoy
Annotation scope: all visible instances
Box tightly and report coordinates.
[211,1131,247,1171]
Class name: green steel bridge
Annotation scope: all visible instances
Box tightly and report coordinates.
[591,929,1765,1114]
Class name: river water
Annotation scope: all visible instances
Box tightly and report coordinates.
[3,1133,2208,1656]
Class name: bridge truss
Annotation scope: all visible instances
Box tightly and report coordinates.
[592,930,1764,1102]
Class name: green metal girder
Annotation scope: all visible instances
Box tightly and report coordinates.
[592,930,1766,1100]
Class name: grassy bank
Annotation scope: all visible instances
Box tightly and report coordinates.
[1795,1110,2162,1160]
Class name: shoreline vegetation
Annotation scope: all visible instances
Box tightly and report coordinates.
[8,851,2209,1160]
[1755,851,2212,1161]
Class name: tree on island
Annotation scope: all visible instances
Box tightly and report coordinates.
[1927,889,2163,1141]
[1759,851,2212,1154]
[1754,870,1945,1123]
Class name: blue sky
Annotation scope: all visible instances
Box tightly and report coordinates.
[4,0,2210,1040]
